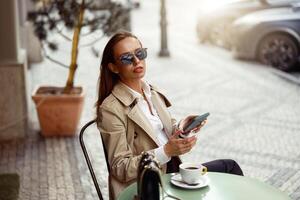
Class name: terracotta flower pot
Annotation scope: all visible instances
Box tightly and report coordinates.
[32,86,85,137]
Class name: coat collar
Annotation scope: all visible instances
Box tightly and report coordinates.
[111,81,172,144]
[111,82,138,107]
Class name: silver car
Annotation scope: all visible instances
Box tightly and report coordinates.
[196,0,296,48]
[231,3,300,71]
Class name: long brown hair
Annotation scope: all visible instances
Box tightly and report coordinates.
[96,31,139,120]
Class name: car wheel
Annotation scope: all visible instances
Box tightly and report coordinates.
[258,34,299,71]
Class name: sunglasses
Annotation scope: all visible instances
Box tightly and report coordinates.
[118,48,147,65]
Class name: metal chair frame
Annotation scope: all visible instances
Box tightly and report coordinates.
[79,119,110,200]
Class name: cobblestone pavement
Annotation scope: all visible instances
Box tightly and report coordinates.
[1,0,300,200]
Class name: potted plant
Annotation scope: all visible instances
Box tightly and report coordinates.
[28,0,130,136]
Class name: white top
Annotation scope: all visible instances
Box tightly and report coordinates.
[121,81,171,164]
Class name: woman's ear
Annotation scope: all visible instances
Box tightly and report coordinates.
[108,63,119,74]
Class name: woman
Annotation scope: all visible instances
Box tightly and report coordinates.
[96,31,243,200]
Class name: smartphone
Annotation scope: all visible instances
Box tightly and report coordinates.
[182,112,210,134]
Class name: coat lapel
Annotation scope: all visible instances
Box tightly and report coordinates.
[112,82,161,146]
[151,91,173,138]
[127,104,160,146]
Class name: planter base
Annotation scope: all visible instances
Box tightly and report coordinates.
[32,86,85,137]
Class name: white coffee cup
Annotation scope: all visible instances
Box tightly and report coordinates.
[179,162,207,184]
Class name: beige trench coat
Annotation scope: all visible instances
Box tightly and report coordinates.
[97,82,177,200]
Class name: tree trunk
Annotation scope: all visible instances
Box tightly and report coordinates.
[64,0,85,93]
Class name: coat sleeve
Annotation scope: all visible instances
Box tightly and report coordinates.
[98,106,154,183]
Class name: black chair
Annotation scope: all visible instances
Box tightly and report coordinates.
[79,119,110,200]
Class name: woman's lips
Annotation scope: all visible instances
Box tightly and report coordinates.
[133,66,143,73]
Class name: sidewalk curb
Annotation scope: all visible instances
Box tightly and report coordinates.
[270,68,300,85]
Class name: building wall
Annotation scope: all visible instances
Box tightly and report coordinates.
[0,0,28,141]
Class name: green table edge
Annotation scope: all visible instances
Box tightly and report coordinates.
[117,172,291,200]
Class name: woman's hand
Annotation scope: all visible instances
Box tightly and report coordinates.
[179,115,207,133]
[164,130,197,157]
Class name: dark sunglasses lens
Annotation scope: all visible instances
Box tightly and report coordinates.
[120,54,134,65]
[136,48,147,60]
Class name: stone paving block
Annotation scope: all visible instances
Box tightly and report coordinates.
[66,193,75,200]
[75,192,85,200]
[48,186,57,200]
[39,188,48,196]
[281,171,300,195]
[39,196,49,200]
[31,190,40,200]
[56,188,67,200]
[20,188,31,200]
[56,176,64,188]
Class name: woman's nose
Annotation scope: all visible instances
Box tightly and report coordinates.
[132,55,140,65]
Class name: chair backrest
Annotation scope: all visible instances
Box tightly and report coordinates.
[79,119,110,200]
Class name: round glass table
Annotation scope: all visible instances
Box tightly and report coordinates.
[117,172,291,200]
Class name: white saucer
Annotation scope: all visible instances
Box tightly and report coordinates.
[170,174,209,189]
